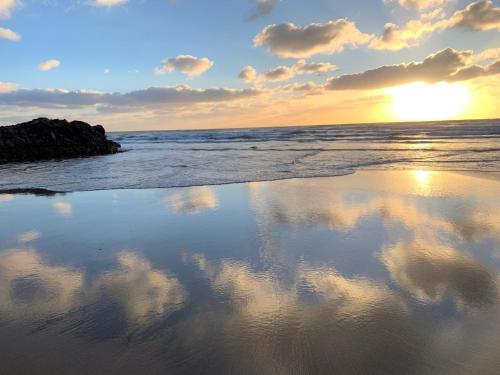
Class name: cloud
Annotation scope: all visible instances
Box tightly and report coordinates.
[261,65,295,82]
[91,0,127,7]
[325,48,500,90]
[369,20,440,51]
[0,27,21,41]
[0,85,265,110]
[248,0,277,20]
[0,82,17,92]
[166,186,218,214]
[240,59,337,84]
[279,81,324,94]
[396,0,445,10]
[474,47,500,62]
[238,65,258,83]
[293,59,338,74]
[262,60,337,82]
[95,252,185,322]
[372,1,500,51]
[448,0,500,31]
[16,230,41,243]
[382,240,498,309]
[0,0,22,19]
[38,59,61,72]
[254,19,372,58]
[155,55,214,78]
[369,5,452,51]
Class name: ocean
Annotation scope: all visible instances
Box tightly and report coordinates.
[1,119,499,191]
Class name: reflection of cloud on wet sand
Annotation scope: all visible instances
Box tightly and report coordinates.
[248,173,500,246]
[183,253,427,374]
[0,249,83,318]
[53,201,72,216]
[248,178,443,233]
[0,247,186,325]
[212,260,297,318]
[0,194,14,202]
[16,230,41,243]
[299,264,408,316]
[95,252,186,322]
[382,240,498,310]
[447,204,500,242]
[166,186,218,214]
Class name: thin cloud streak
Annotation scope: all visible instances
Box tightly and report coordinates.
[0,27,21,41]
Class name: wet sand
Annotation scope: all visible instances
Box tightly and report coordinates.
[1,170,499,374]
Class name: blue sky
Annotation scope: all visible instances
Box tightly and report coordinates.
[0,0,499,129]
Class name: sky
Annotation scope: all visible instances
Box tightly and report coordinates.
[0,0,499,130]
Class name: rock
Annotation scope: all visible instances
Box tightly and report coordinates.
[0,118,121,164]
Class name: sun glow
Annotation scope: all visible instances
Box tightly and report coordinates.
[413,170,432,185]
[386,82,471,121]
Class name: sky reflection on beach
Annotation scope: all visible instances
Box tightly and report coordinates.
[0,171,499,374]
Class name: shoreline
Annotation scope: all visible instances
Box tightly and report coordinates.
[2,168,500,195]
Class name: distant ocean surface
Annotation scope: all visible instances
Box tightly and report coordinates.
[1,119,500,192]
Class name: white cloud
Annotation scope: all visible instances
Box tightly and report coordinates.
[91,0,127,7]
[293,59,338,74]
[0,27,21,41]
[261,65,295,82]
[326,48,485,90]
[372,0,500,51]
[0,82,17,92]
[0,0,22,19]
[238,65,258,83]
[474,47,500,62]
[448,0,500,31]
[369,20,440,51]
[396,0,445,10]
[0,85,265,110]
[254,19,372,58]
[240,59,337,84]
[155,55,214,78]
[38,59,61,72]
[279,81,324,94]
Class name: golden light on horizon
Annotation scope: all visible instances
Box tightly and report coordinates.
[386,82,471,121]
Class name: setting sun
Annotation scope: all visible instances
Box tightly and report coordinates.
[386,82,471,121]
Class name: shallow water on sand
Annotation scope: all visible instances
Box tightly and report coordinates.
[1,120,500,192]
[0,170,499,374]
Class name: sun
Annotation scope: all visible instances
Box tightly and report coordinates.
[386,82,471,121]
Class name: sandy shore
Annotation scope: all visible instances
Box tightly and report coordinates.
[0,170,499,374]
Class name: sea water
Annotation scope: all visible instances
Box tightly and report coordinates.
[1,119,499,191]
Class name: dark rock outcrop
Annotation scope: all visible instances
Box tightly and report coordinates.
[0,118,121,163]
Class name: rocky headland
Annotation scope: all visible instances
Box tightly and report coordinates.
[0,118,121,164]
